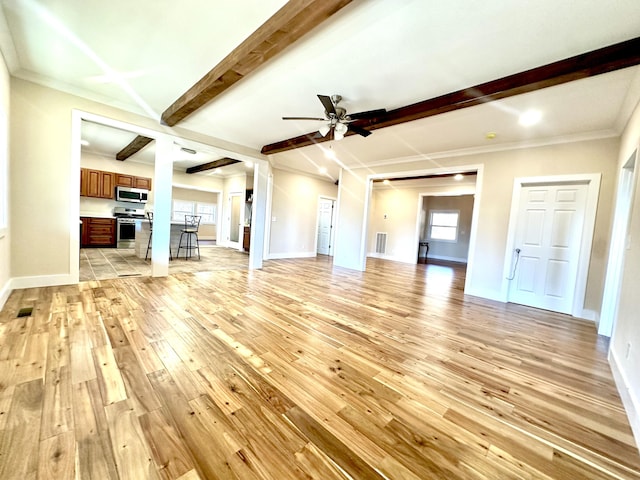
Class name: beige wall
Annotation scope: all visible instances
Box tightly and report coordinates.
[335,137,619,313]
[611,97,640,444]
[269,168,337,257]
[172,186,218,239]
[422,195,474,262]
[10,78,255,280]
[0,53,9,307]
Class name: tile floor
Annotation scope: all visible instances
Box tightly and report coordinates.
[79,243,249,281]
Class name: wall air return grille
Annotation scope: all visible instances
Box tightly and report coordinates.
[375,232,387,254]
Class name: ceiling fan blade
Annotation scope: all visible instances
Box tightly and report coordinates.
[346,108,387,121]
[282,116,327,121]
[317,95,337,116]
[348,123,372,137]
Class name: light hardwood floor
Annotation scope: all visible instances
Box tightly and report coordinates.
[0,257,638,479]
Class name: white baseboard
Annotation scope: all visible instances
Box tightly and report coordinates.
[609,349,640,454]
[463,286,507,303]
[266,251,316,260]
[577,309,597,322]
[0,279,11,310]
[10,274,77,290]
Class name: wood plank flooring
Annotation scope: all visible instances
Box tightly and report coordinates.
[0,256,639,479]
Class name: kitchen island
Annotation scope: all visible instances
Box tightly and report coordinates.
[134,220,189,259]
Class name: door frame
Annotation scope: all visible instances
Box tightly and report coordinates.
[227,191,244,250]
[315,195,336,256]
[599,148,638,336]
[501,173,601,319]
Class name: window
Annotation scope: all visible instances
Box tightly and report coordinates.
[172,199,217,224]
[196,203,216,224]
[172,200,194,222]
[429,210,459,241]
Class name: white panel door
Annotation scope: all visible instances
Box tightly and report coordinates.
[317,198,334,255]
[508,183,588,314]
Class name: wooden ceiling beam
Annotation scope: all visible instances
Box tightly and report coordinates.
[116,135,154,161]
[186,158,241,174]
[161,0,354,127]
[261,36,640,155]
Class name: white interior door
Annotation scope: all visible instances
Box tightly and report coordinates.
[228,193,242,248]
[317,198,335,255]
[508,183,588,314]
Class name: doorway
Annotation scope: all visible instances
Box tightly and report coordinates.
[599,150,637,336]
[228,192,243,249]
[504,174,600,317]
[317,197,335,256]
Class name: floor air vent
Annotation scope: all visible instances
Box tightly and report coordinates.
[17,307,33,318]
[375,232,387,254]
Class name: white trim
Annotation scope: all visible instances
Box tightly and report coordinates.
[316,195,337,257]
[599,147,638,336]
[0,279,11,310]
[609,349,640,454]
[500,173,601,317]
[464,287,506,303]
[11,274,76,290]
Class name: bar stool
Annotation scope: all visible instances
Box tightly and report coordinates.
[145,212,172,261]
[176,215,201,260]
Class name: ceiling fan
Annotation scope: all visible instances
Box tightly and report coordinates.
[283,94,386,140]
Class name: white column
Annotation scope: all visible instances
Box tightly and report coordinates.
[151,135,173,277]
[249,159,269,269]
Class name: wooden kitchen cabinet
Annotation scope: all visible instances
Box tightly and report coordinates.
[80,217,116,247]
[134,176,152,190]
[243,226,251,252]
[116,173,152,190]
[81,168,152,199]
[81,168,115,199]
[115,173,134,187]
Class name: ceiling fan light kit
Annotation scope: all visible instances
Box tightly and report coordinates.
[283,94,386,141]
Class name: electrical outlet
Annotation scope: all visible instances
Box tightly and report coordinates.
[626,342,632,359]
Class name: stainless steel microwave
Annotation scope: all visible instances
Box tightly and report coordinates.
[115,186,148,204]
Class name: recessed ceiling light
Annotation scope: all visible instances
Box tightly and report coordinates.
[485,132,497,140]
[80,139,90,146]
[319,167,327,174]
[180,147,197,154]
[519,109,542,127]
[454,173,464,181]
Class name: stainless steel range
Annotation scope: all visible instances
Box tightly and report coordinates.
[113,207,145,248]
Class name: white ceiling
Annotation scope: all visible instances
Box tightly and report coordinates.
[1,0,639,181]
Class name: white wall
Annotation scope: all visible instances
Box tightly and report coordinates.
[335,137,618,312]
[610,98,640,449]
[0,52,10,309]
[269,168,338,258]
